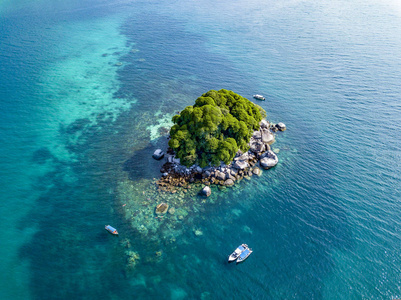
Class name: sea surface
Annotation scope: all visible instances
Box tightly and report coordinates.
[1,0,401,299]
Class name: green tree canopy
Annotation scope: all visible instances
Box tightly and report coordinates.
[168,89,266,167]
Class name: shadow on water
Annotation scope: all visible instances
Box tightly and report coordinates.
[123,138,167,182]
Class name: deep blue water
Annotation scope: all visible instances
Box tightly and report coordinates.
[1,0,401,299]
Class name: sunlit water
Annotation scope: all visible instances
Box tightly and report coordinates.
[1,0,401,299]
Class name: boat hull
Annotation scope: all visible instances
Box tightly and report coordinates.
[236,249,252,263]
[253,94,265,101]
[228,244,247,262]
[105,225,118,235]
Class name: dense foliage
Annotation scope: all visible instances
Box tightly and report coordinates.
[168,89,266,167]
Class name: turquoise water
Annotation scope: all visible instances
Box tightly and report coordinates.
[1,0,401,299]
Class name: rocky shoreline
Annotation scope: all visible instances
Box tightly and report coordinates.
[155,119,286,195]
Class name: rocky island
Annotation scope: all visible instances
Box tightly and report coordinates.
[154,89,286,195]
[117,89,286,267]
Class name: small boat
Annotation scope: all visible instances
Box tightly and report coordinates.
[105,225,118,235]
[253,94,265,101]
[236,247,253,263]
[228,244,247,262]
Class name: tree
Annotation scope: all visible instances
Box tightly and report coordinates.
[169,89,266,167]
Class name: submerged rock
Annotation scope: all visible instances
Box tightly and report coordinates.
[194,229,203,236]
[224,179,235,186]
[125,250,140,269]
[155,203,169,214]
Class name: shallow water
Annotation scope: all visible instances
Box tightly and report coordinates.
[1,0,401,299]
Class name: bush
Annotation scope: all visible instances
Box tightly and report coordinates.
[169,89,266,167]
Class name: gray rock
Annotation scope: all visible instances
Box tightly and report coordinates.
[215,170,226,181]
[224,179,235,186]
[155,203,169,214]
[260,150,278,169]
[276,122,286,131]
[204,170,211,177]
[234,152,249,161]
[252,167,261,176]
[252,131,261,139]
[201,186,211,197]
[152,149,165,160]
[261,129,275,145]
[250,141,265,154]
[260,119,270,129]
[233,160,249,170]
[230,168,238,176]
[196,166,203,173]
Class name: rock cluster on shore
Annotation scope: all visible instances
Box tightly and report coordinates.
[155,119,286,194]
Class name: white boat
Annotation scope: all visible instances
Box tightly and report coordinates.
[236,247,253,263]
[253,94,265,101]
[228,244,247,262]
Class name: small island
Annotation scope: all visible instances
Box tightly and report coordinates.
[155,89,286,195]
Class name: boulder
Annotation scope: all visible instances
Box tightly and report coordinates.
[252,167,261,176]
[201,186,211,197]
[215,170,226,181]
[261,129,275,145]
[152,149,165,160]
[252,131,262,139]
[234,152,249,161]
[196,166,203,173]
[233,160,249,170]
[260,150,278,169]
[227,173,236,181]
[230,168,238,176]
[276,122,286,131]
[155,203,169,214]
[260,119,270,129]
[223,179,235,186]
[250,141,265,154]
